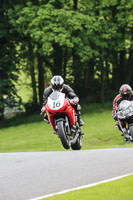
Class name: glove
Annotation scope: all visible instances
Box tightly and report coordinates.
[69,99,78,105]
[112,110,117,121]
[114,115,118,121]
[40,106,45,115]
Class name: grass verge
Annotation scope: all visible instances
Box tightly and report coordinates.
[0,103,132,152]
[41,174,133,200]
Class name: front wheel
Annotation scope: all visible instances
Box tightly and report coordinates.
[57,121,71,149]
[71,136,82,150]
[129,125,133,138]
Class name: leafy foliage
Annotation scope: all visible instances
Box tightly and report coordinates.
[0,1,20,119]
[0,0,133,118]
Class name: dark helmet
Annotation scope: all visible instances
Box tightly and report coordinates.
[51,75,64,91]
[119,84,132,99]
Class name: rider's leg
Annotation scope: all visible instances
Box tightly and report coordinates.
[115,121,121,131]
[44,112,50,124]
[76,104,84,126]
[115,121,126,137]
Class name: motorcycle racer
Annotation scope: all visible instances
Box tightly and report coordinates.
[41,75,84,127]
[112,84,133,132]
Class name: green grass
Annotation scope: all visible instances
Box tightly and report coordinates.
[42,175,133,200]
[0,103,132,152]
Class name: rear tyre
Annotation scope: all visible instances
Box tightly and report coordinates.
[71,136,82,150]
[57,121,71,149]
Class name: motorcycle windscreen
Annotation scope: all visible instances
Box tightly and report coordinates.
[47,91,65,110]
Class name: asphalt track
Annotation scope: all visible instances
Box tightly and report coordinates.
[0,148,133,200]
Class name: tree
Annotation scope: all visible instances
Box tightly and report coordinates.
[5,0,133,108]
[0,0,19,119]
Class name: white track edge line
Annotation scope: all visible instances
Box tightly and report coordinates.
[29,173,133,200]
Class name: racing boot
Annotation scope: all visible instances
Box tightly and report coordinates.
[78,112,84,126]
[44,113,50,124]
[53,129,57,134]
[79,130,84,136]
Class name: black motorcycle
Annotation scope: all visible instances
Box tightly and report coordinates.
[116,100,133,142]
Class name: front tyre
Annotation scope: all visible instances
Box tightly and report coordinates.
[71,136,82,150]
[57,121,71,149]
[129,125,133,138]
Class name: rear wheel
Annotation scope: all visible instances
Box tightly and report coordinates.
[71,136,82,150]
[57,121,71,149]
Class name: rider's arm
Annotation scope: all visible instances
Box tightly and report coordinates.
[63,84,79,103]
[40,87,50,115]
[42,86,53,106]
[112,94,121,120]
[40,86,52,115]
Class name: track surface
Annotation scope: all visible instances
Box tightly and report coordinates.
[0,148,133,200]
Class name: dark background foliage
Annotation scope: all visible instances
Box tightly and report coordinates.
[0,0,133,118]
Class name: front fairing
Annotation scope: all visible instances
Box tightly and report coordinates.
[45,91,76,129]
[47,91,65,111]
[117,100,133,120]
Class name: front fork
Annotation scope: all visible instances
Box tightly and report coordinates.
[118,120,133,142]
[125,122,128,130]
[118,119,128,134]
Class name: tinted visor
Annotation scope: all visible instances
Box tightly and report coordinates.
[122,93,130,100]
[52,83,63,91]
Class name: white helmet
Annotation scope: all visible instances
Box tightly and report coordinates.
[51,75,64,91]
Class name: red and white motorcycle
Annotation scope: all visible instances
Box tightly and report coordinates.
[44,90,83,150]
